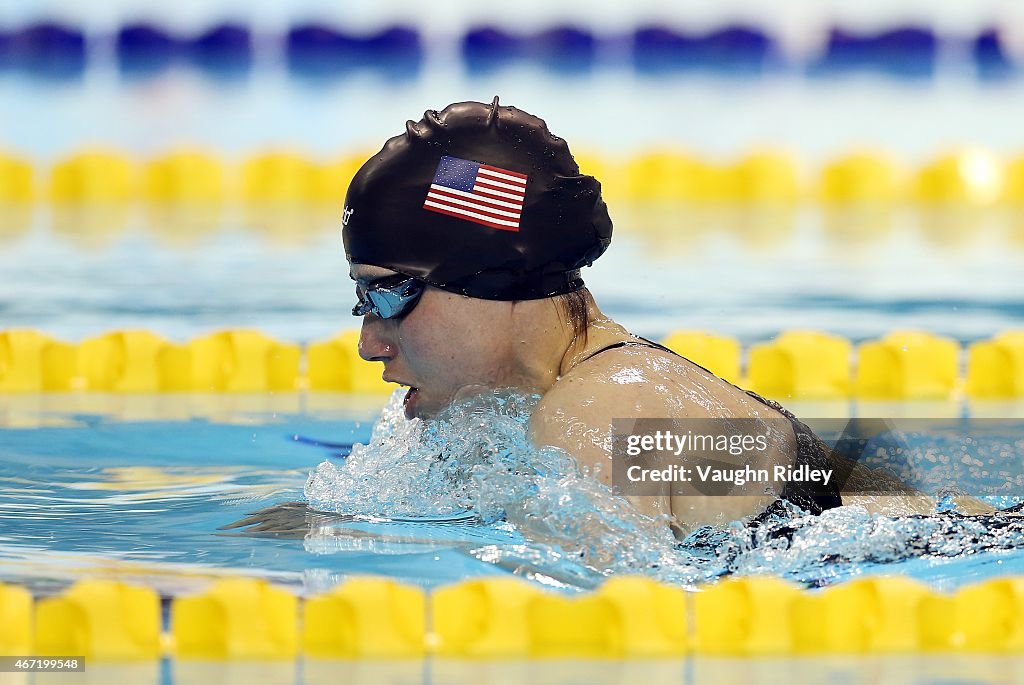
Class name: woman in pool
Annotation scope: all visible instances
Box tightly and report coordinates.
[339,97,888,534]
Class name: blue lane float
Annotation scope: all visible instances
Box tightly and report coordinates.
[1,22,86,80]
[461,26,520,72]
[285,24,422,80]
[0,30,10,72]
[973,28,1017,81]
[115,24,176,78]
[529,26,597,74]
[632,25,776,75]
[462,25,597,74]
[116,23,251,80]
[809,26,938,79]
[187,23,252,78]
[5,21,1024,82]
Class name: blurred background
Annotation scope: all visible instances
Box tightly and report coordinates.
[5,0,1024,618]
[2,0,1023,367]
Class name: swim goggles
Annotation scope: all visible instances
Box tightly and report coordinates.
[352,274,426,319]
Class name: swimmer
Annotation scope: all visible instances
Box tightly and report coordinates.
[339,97,989,535]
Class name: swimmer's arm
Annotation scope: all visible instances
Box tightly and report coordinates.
[529,364,788,534]
[528,379,672,522]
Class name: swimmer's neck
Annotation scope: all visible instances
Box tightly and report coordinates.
[507,294,631,394]
[557,315,634,378]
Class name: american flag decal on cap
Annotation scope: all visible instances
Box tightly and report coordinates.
[422,155,527,232]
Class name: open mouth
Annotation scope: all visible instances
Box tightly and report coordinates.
[384,377,420,419]
[402,386,419,418]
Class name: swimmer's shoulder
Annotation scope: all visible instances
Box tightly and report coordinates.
[530,340,697,446]
[528,344,678,521]
[531,333,800,452]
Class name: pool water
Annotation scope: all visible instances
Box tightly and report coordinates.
[2,206,1023,345]
[5,386,1024,601]
[0,396,503,597]
[3,197,1024,599]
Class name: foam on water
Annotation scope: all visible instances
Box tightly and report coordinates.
[304,389,1024,588]
[305,389,695,582]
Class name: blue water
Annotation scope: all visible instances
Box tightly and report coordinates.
[2,210,1024,345]
[0,401,509,596]
[2,187,1023,600]
[4,391,1024,600]
[2,208,1024,598]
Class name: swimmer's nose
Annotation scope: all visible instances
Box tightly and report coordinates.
[358,316,396,362]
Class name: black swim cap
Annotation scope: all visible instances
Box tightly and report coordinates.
[342,97,613,300]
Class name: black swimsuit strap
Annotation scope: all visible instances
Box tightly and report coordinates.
[575,336,677,366]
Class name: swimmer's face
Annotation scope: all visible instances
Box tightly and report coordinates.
[350,264,520,420]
